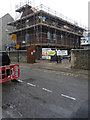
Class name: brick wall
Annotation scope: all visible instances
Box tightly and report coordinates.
[71,49,90,70]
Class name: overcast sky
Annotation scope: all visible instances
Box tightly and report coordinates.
[0,0,89,28]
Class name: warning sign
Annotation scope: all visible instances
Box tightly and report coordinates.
[12,34,17,40]
[16,44,19,49]
[33,50,36,53]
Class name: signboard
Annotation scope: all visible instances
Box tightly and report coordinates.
[56,50,68,56]
[16,44,19,49]
[42,48,51,60]
[12,34,17,40]
[42,48,55,60]
[57,50,61,56]
[81,37,90,45]
[48,51,55,56]
[42,48,68,60]
[59,50,68,56]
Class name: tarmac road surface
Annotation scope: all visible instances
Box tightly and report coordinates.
[2,60,88,118]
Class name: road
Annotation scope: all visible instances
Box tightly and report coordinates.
[2,60,88,118]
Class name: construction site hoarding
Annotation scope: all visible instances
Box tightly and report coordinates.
[42,48,68,60]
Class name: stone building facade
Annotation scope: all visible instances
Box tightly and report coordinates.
[0,13,14,51]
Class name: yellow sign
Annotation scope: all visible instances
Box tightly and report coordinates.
[42,18,45,22]
[16,44,19,49]
[12,34,16,40]
[47,56,51,60]
[48,51,55,56]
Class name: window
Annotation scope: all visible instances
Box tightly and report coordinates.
[47,32,51,43]
[61,34,64,44]
[25,33,30,44]
[47,32,51,40]
[25,20,29,27]
[53,33,56,41]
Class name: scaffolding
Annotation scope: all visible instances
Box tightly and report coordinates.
[15,1,87,29]
[15,0,35,20]
[8,0,86,51]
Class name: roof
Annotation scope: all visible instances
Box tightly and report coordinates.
[0,13,14,20]
[16,4,32,13]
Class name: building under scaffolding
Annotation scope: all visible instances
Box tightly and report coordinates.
[8,2,86,58]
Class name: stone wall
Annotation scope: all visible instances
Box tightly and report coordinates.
[71,49,90,70]
[9,50,27,63]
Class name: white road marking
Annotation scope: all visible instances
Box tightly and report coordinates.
[17,80,23,83]
[42,88,52,93]
[61,94,76,100]
[17,80,76,102]
[27,83,36,87]
[17,111,23,117]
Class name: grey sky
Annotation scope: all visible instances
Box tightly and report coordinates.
[0,0,89,28]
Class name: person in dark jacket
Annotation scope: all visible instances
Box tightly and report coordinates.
[55,50,58,63]
[58,55,62,63]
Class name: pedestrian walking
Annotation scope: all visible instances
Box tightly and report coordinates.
[55,53,58,63]
[69,56,71,62]
[55,50,58,63]
[59,55,62,63]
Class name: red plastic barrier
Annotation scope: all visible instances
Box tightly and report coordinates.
[0,64,20,83]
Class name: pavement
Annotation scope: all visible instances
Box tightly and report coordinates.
[15,59,88,76]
